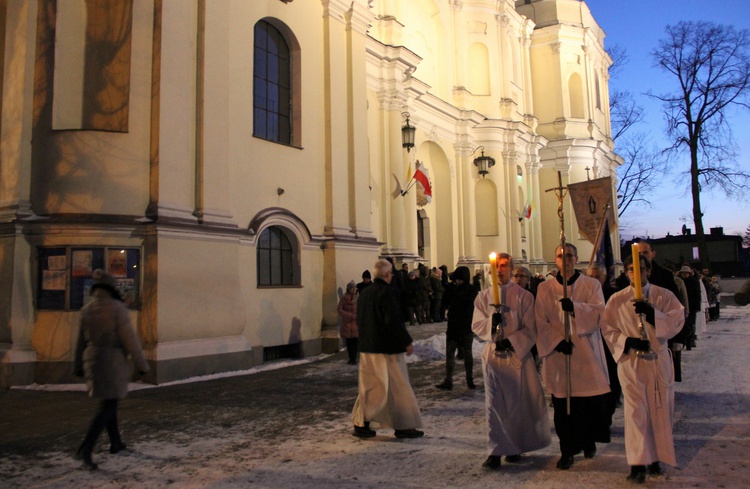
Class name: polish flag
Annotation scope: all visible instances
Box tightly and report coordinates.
[413,163,432,203]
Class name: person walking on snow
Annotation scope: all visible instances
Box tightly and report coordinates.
[472,253,551,470]
[601,254,684,484]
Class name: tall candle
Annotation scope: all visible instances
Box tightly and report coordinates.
[631,244,643,300]
[489,252,500,305]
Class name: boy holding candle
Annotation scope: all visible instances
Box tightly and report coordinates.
[472,253,550,470]
[601,253,684,483]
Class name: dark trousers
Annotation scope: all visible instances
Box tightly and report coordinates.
[444,333,474,385]
[432,296,444,322]
[551,394,611,457]
[601,336,621,423]
[79,398,121,456]
[345,338,358,363]
[672,349,682,382]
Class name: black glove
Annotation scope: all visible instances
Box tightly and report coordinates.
[559,298,574,313]
[554,339,573,355]
[634,301,655,324]
[492,312,504,327]
[136,370,147,380]
[73,369,84,378]
[496,338,514,352]
[624,337,650,354]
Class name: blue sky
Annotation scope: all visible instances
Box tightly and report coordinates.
[583,0,750,240]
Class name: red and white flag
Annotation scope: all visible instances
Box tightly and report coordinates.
[413,163,432,203]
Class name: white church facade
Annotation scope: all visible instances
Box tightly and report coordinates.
[0,0,621,386]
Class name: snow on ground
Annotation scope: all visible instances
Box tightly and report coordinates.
[3,308,750,488]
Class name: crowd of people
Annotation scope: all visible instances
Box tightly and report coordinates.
[70,242,723,479]
[339,240,723,484]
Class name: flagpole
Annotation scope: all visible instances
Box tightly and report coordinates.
[546,171,571,415]
[586,200,612,273]
[401,160,419,196]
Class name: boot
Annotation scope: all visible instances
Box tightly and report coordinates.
[435,381,452,390]
[626,465,647,484]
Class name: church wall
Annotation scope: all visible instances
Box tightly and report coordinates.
[1,0,622,386]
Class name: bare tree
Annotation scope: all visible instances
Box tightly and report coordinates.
[607,44,665,221]
[615,133,667,217]
[651,21,750,267]
[744,224,750,248]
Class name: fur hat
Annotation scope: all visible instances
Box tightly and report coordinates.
[91,269,122,301]
[92,269,116,288]
[347,281,357,291]
[679,266,693,274]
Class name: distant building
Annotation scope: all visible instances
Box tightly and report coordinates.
[623,227,748,277]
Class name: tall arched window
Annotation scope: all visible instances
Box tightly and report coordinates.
[254,20,292,144]
[475,179,498,236]
[257,226,299,286]
[568,73,585,119]
[467,42,490,95]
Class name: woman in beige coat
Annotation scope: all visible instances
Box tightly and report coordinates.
[74,270,149,470]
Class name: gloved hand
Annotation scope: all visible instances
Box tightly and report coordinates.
[554,339,574,355]
[492,312,504,327]
[73,369,84,378]
[496,338,514,352]
[135,370,148,380]
[559,298,575,313]
[634,301,655,324]
[624,337,650,353]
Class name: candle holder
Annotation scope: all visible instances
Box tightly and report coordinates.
[631,298,657,360]
[491,305,511,360]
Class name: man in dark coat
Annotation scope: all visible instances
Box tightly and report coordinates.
[436,266,478,390]
[351,259,424,439]
[356,270,372,293]
[677,265,701,350]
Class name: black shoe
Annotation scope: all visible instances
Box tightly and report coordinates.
[347,360,357,365]
[556,455,574,470]
[482,455,502,470]
[394,429,424,439]
[505,454,521,463]
[584,443,596,459]
[435,381,452,390]
[648,461,662,476]
[109,442,127,454]
[352,425,376,438]
[75,448,98,471]
[467,380,476,389]
[627,465,647,484]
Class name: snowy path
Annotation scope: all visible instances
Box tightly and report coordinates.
[1,308,749,488]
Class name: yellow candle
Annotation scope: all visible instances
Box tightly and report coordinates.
[489,252,500,305]
[631,244,643,300]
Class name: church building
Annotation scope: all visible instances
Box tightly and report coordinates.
[0,0,621,386]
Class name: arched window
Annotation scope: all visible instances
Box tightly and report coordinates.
[467,42,490,95]
[254,20,292,144]
[475,179,498,236]
[257,226,299,286]
[568,73,585,119]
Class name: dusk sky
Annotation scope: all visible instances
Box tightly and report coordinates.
[583,0,750,240]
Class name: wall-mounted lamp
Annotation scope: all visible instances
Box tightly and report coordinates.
[472,146,495,178]
[401,113,416,153]
[277,187,285,196]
